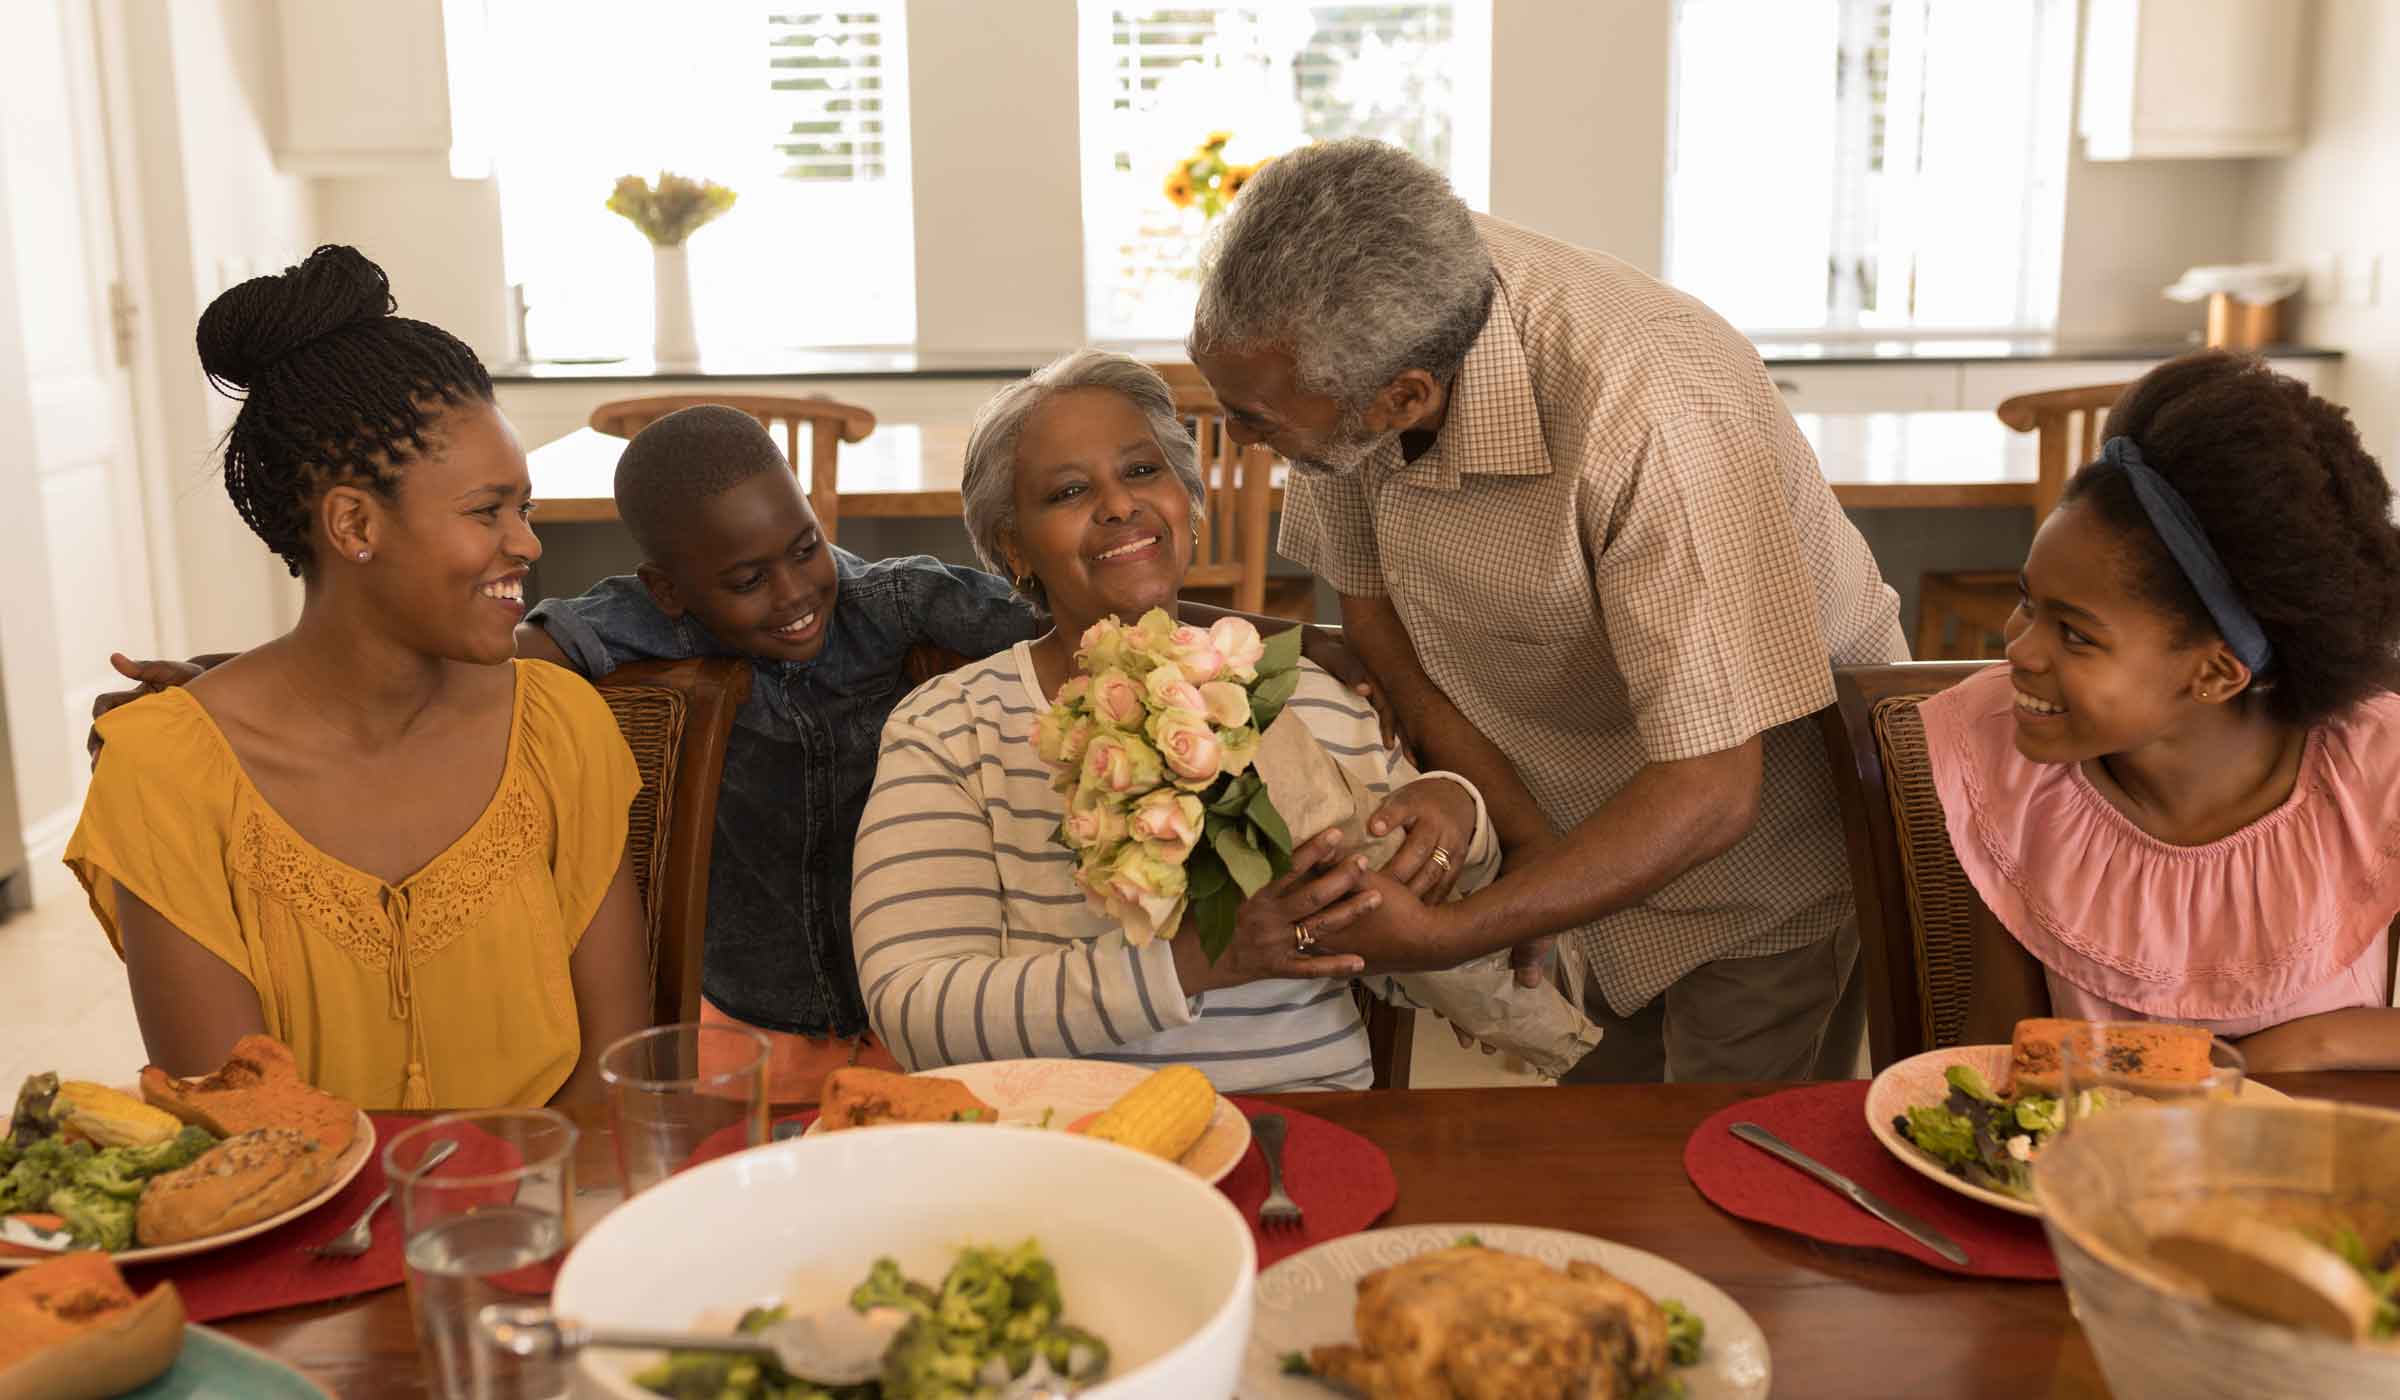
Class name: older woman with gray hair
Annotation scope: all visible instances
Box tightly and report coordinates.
[1187,138,1906,1084]
[849,350,1596,1092]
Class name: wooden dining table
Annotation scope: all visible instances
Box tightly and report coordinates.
[218,1072,2399,1398]
[524,411,2035,525]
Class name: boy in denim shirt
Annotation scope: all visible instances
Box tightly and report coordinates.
[512,407,1037,1091]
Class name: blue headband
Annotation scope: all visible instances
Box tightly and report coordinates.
[2102,435,2273,675]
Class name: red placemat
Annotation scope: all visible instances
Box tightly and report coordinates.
[689,1097,1394,1269]
[1683,1081,2057,1280]
[127,1112,516,1323]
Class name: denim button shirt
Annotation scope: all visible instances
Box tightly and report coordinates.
[528,550,1040,1036]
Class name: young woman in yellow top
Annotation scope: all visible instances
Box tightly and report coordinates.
[68,246,649,1110]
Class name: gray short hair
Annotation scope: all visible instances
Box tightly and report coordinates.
[959,350,1205,606]
[1192,139,1496,406]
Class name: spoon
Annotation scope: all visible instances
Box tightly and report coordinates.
[479,1302,912,1385]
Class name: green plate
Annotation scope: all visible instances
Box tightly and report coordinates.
[124,1326,330,1399]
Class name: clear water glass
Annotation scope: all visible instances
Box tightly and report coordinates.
[598,1022,770,1197]
[2057,1024,2246,1134]
[387,1109,577,1400]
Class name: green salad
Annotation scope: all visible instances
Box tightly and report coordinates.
[2328,1228,2400,1340]
[1,1072,217,1251]
[635,1240,1108,1400]
[1892,1064,2067,1201]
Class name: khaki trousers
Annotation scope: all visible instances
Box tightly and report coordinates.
[1562,922,1867,1083]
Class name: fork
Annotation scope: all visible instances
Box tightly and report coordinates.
[308,1138,456,1259]
[1252,1113,1302,1231]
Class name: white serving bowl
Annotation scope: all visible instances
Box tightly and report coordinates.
[555,1123,1256,1399]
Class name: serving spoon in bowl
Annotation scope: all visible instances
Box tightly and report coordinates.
[480,1302,912,1386]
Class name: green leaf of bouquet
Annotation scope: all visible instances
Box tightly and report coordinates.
[1246,788,1293,855]
[1249,669,1301,730]
[1206,772,1256,816]
[1051,820,1072,851]
[1195,888,1239,963]
[1185,847,1229,901]
[1214,824,1273,896]
[1258,625,1303,677]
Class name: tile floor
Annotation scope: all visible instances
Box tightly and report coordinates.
[0,891,1540,1092]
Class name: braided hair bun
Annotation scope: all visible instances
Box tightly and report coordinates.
[198,245,494,575]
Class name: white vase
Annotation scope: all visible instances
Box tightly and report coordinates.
[652,243,698,365]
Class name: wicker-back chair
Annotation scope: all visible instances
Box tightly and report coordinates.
[1820,662,1990,1068]
[903,643,1409,1085]
[593,658,753,1027]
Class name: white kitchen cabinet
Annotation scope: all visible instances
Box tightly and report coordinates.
[1961,357,2328,412]
[2079,0,2306,160]
[274,0,484,176]
[1764,364,1960,412]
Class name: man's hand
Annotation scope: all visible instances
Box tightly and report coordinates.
[1303,868,1464,975]
[1297,627,1407,753]
[87,654,208,761]
[1507,936,1558,990]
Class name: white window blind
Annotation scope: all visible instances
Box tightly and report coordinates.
[1077,2,1492,343]
[1668,0,2074,336]
[488,2,915,360]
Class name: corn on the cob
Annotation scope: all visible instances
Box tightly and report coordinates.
[1080,1065,1213,1161]
[57,1081,183,1148]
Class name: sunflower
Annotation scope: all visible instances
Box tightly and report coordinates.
[1220,163,1256,202]
[1163,166,1197,209]
[1203,130,1232,151]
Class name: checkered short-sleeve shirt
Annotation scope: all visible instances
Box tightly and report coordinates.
[1280,214,1908,1015]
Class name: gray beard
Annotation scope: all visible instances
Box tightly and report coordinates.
[1291,407,1391,476]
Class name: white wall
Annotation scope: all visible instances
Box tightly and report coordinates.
[2054,152,2250,342]
[316,174,509,363]
[123,0,314,649]
[1489,0,1670,274]
[2242,0,2400,465]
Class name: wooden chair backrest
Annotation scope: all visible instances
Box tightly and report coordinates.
[1163,379,1277,614]
[588,394,878,543]
[903,644,972,690]
[1819,663,1990,1069]
[593,657,754,1027]
[1995,383,2128,521]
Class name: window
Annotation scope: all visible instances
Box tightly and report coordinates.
[1076,3,1492,343]
[1667,0,2074,336]
[487,3,915,360]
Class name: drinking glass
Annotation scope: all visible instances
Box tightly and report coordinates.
[598,1022,770,1197]
[388,1109,578,1400]
[2057,1023,2246,1134]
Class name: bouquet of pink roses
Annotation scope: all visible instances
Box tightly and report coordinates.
[1034,609,1307,959]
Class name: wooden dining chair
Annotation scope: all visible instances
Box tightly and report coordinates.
[588,394,878,544]
[1914,382,2130,661]
[593,657,754,1027]
[1354,987,1415,1089]
[1165,380,1315,621]
[1819,662,1991,1069]
[903,643,971,689]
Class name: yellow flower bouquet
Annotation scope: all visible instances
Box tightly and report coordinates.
[1162,131,1268,220]
[605,171,738,247]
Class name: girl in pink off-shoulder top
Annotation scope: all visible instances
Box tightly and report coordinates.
[1927,353,2400,1072]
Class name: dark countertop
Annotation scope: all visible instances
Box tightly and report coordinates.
[491,338,2340,384]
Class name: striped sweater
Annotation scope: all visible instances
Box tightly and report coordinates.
[850,643,1507,1093]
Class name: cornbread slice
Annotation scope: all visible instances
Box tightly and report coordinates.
[2009,1017,2216,1095]
[819,1067,994,1129]
[134,1127,333,1246]
[139,1034,356,1157]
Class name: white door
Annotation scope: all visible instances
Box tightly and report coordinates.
[2,0,164,752]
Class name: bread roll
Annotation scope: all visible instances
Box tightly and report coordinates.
[140,1034,357,1157]
[2009,1017,2217,1095]
[136,1127,333,1247]
[0,1252,184,1400]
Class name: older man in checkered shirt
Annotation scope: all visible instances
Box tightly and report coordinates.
[1188,140,1907,1082]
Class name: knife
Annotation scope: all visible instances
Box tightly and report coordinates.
[1729,1121,1971,1267]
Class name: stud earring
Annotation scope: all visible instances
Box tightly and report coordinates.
[356,550,372,562]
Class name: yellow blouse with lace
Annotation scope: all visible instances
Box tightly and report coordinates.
[65,660,639,1111]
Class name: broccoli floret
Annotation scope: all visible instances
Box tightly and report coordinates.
[879,1315,983,1399]
[850,1257,937,1320]
[0,1136,90,1214]
[120,1124,216,1176]
[77,1151,149,1202]
[1032,1323,1109,1382]
[1280,1350,1314,1376]
[0,1135,17,1174]
[48,1183,134,1252]
[1659,1298,1705,1367]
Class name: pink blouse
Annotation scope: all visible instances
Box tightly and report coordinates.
[1921,665,2399,1037]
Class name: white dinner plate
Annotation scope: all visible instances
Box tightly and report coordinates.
[1,1109,376,1270]
[1865,1043,2289,1218]
[803,1058,1251,1184]
[1238,1223,1771,1399]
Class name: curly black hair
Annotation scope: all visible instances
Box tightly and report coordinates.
[2061,351,2400,728]
[197,245,494,576]
[612,405,792,561]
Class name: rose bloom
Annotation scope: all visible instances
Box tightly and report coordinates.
[1054,674,1092,709]
[1168,624,1226,683]
[1103,842,1189,946]
[1088,668,1148,729]
[1065,781,1131,849]
[1077,619,1130,673]
[1208,616,1267,681]
[1083,731,1164,794]
[1143,663,1207,716]
[1197,681,1250,729]
[1128,788,1204,863]
[1147,709,1225,787]
[1217,724,1261,777]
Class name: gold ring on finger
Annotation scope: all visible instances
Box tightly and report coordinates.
[1293,922,1317,953]
[1429,847,1453,872]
